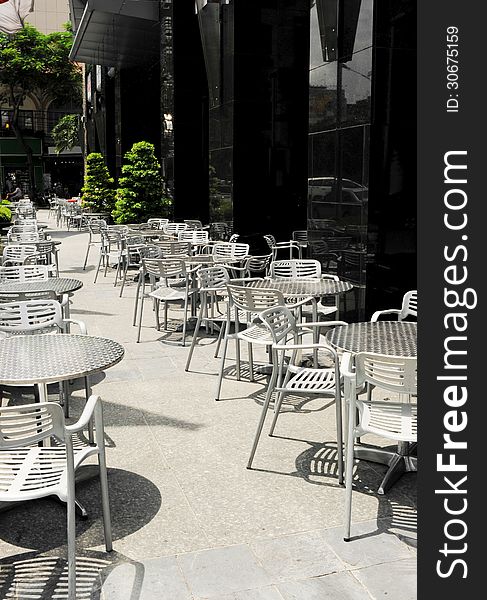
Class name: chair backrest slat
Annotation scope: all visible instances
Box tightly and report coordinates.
[0,403,65,448]
[355,353,417,395]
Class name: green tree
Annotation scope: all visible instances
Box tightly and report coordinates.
[0,23,82,194]
[81,153,116,213]
[113,141,172,224]
[52,114,80,154]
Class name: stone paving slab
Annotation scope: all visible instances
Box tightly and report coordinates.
[0,212,417,599]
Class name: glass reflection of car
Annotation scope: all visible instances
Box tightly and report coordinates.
[308,177,367,226]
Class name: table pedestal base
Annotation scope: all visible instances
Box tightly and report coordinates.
[355,442,417,495]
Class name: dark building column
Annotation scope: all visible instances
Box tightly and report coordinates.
[172,0,209,224]
[365,0,417,314]
[197,0,310,240]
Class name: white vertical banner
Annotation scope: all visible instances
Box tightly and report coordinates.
[0,1,35,35]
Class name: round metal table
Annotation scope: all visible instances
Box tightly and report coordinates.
[0,278,83,322]
[0,333,124,387]
[185,255,239,266]
[0,334,124,516]
[326,320,417,494]
[244,278,353,298]
[326,321,417,357]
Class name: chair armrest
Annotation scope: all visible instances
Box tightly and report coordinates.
[273,342,328,351]
[285,296,315,309]
[62,319,87,335]
[65,395,100,433]
[296,320,348,329]
[370,309,400,322]
[340,352,355,379]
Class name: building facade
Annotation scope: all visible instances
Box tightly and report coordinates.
[69,0,417,317]
[1,0,83,198]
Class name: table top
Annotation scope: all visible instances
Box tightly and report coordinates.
[185,255,239,266]
[0,334,125,385]
[5,239,62,246]
[0,278,83,296]
[243,278,353,297]
[326,321,417,357]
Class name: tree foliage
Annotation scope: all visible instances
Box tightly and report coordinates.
[112,141,172,224]
[0,23,82,106]
[81,153,116,213]
[0,200,12,223]
[52,114,80,153]
[0,23,82,192]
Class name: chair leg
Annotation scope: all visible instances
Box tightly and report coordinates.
[335,390,344,486]
[344,400,356,541]
[248,343,254,381]
[181,293,189,346]
[83,239,91,271]
[186,294,206,371]
[215,334,229,400]
[136,281,146,343]
[269,390,286,436]
[235,339,241,381]
[66,451,77,600]
[119,262,129,297]
[133,274,142,326]
[214,321,225,358]
[94,249,103,283]
[247,352,278,469]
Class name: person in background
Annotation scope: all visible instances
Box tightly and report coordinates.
[6,186,23,202]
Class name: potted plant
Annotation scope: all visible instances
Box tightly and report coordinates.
[0,200,12,255]
[81,153,116,214]
[112,141,172,224]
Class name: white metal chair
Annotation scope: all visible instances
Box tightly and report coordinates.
[7,231,40,244]
[264,234,301,260]
[184,219,203,230]
[0,264,49,283]
[83,219,107,270]
[341,352,417,541]
[35,241,60,277]
[155,240,191,257]
[94,229,125,284]
[147,218,169,230]
[163,222,188,236]
[292,230,308,252]
[0,298,88,415]
[269,259,322,279]
[135,258,194,345]
[248,305,346,476]
[119,243,163,298]
[185,266,231,371]
[0,397,113,600]
[8,224,38,235]
[227,254,272,279]
[212,242,250,261]
[178,230,209,245]
[269,259,340,322]
[2,245,38,267]
[371,290,417,322]
[215,283,312,400]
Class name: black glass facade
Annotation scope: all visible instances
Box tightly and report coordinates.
[197,0,310,244]
[308,0,416,318]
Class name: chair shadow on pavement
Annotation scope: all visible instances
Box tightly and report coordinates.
[0,549,131,600]
[0,468,162,553]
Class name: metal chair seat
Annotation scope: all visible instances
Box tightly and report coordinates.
[279,366,337,392]
[357,400,417,442]
[148,285,190,302]
[0,445,94,502]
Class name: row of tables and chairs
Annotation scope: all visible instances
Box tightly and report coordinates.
[0,210,125,599]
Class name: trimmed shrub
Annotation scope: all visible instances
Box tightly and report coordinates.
[81,153,116,213]
[112,141,172,224]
